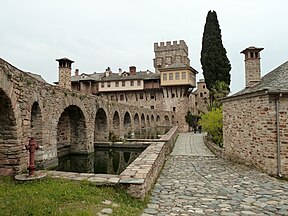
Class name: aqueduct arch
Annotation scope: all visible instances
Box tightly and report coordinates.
[141,113,145,128]
[134,113,140,130]
[124,112,132,130]
[164,115,170,125]
[112,111,120,134]
[30,102,43,145]
[95,108,108,142]
[57,105,87,157]
[0,89,20,175]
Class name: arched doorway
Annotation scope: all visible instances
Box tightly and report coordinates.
[0,89,19,175]
[95,108,108,142]
[57,105,87,157]
[156,115,161,126]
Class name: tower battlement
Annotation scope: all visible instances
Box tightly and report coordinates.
[154,40,188,54]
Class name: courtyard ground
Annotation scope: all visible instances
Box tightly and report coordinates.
[142,133,288,216]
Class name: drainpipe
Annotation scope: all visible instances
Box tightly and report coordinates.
[276,94,282,177]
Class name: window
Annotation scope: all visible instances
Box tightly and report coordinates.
[130,81,134,86]
[182,72,186,79]
[172,93,175,98]
[140,93,143,99]
[173,107,176,112]
[250,52,254,58]
[137,80,141,86]
[122,81,125,87]
[163,73,167,81]
[169,73,173,80]
[151,94,155,99]
[120,95,124,101]
[151,106,154,109]
[203,85,205,89]
[200,92,203,97]
[101,82,104,88]
[175,72,180,80]
[255,52,258,58]
[111,95,115,100]
[115,81,119,87]
[107,82,111,87]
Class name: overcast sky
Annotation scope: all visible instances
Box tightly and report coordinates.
[1,0,287,93]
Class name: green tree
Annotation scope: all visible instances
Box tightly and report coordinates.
[199,107,223,147]
[200,10,231,92]
[209,80,230,109]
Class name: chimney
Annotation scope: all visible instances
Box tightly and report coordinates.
[129,66,136,75]
[75,69,79,76]
[241,46,264,88]
[118,68,122,76]
[56,57,74,90]
[105,67,111,77]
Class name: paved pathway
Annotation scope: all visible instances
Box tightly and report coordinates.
[142,132,288,216]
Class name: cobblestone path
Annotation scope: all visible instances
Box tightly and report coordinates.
[142,133,288,216]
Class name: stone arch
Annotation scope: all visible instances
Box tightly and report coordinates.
[57,105,87,157]
[151,114,155,126]
[134,113,140,130]
[112,111,120,133]
[95,108,108,142]
[156,115,161,126]
[0,89,20,175]
[30,102,43,145]
[124,112,132,130]
[164,115,170,125]
[146,115,150,127]
[141,113,145,128]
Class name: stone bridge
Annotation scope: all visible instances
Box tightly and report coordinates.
[0,58,173,175]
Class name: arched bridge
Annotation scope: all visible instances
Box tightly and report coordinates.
[0,58,173,175]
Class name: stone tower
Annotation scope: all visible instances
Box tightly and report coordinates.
[241,46,264,88]
[154,40,190,73]
[56,58,74,89]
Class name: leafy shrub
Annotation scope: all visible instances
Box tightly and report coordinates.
[199,106,223,147]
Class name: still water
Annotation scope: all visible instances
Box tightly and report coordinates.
[55,147,144,174]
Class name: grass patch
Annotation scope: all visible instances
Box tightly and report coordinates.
[0,176,148,216]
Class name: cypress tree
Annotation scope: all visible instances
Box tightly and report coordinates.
[200,10,231,91]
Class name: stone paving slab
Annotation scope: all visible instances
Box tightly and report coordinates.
[143,133,288,215]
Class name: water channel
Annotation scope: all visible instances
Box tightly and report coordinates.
[55,126,171,174]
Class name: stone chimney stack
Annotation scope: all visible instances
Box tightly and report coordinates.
[241,46,264,88]
[129,66,136,75]
[75,69,79,76]
[56,57,74,90]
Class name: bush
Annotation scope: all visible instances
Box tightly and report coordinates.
[199,106,223,147]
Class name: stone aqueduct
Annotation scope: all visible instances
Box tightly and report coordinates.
[0,58,173,175]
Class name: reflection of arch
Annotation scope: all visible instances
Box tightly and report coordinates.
[95,108,108,142]
[0,89,19,175]
[124,112,131,130]
[141,113,145,128]
[112,111,120,132]
[57,105,87,157]
[146,115,150,127]
[30,102,43,145]
[164,115,170,125]
[134,113,140,130]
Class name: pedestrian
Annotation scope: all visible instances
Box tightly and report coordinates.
[198,125,202,133]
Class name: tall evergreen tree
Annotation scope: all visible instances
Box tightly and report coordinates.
[200,10,231,91]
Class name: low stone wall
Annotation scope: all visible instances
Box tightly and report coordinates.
[119,126,178,198]
[204,136,223,158]
[46,126,178,199]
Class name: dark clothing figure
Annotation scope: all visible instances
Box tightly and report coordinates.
[198,125,202,133]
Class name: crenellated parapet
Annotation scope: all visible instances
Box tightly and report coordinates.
[154,40,188,54]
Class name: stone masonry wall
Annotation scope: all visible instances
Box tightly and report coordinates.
[223,93,288,176]
[0,58,173,175]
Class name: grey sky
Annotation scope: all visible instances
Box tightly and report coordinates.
[1,0,287,93]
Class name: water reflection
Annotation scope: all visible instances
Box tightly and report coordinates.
[56,147,143,174]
